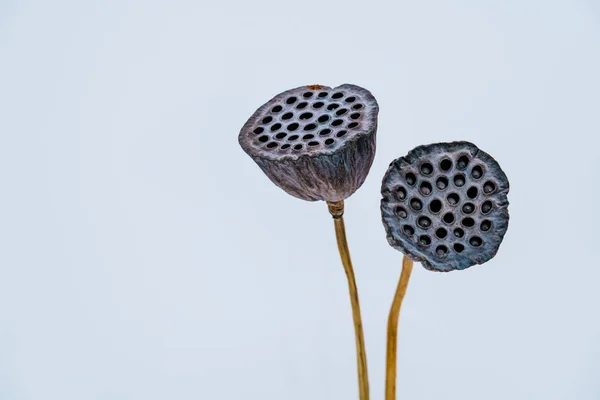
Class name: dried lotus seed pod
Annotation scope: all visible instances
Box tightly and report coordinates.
[381,141,509,272]
[239,84,379,202]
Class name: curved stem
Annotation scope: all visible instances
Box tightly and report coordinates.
[385,255,414,400]
[327,200,369,400]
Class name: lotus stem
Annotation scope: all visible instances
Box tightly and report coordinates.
[385,255,413,400]
[327,200,370,400]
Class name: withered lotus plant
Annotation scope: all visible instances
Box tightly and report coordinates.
[239,84,379,400]
[380,141,510,400]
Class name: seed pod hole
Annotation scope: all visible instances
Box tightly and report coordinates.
[462,217,475,227]
[453,243,465,253]
[436,176,449,190]
[436,245,449,257]
[481,201,493,214]
[262,116,273,124]
[336,108,348,116]
[396,206,408,219]
[429,199,442,213]
[281,144,290,149]
[420,181,432,196]
[299,112,313,120]
[286,97,297,104]
[480,220,492,232]
[302,134,315,140]
[287,135,299,141]
[348,122,359,129]
[352,104,363,110]
[472,165,484,179]
[420,162,434,176]
[282,112,293,120]
[332,92,344,99]
[454,227,465,238]
[296,102,308,109]
[302,92,313,98]
[267,142,278,149]
[318,92,328,98]
[397,187,407,200]
[327,103,340,110]
[318,115,329,123]
[350,112,361,120]
[469,236,483,247]
[483,181,497,194]
[403,225,415,235]
[435,227,448,239]
[467,186,479,199]
[308,141,319,147]
[275,132,287,139]
[304,123,317,131]
[319,128,331,136]
[447,193,460,206]
[406,173,417,186]
[443,212,455,224]
[336,130,347,138]
[345,96,356,103]
[417,216,432,228]
[462,202,475,214]
[410,198,423,211]
[332,119,343,126]
[419,235,432,246]
[454,174,466,187]
[313,102,324,108]
[440,158,453,171]
[293,144,302,150]
[457,154,470,170]
[325,138,335,146]
[287,123,299,131]
[272,105,283,113]
[259,135,269,143]
[253,127,264,134]
[271,123,282,131]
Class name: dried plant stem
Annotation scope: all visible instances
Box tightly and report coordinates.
[327,200,370,400]
[385,255,414,400]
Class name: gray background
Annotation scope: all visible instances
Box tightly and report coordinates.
[1,0,599,399]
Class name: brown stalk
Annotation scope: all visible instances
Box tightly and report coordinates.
[385,255,414,400]
[327,200,370,400]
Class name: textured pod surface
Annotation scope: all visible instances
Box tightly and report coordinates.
[381,141,509,272]
[239,84,378,202]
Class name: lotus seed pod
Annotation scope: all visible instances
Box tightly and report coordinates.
[381,141,509,272]
[239,84,379,202]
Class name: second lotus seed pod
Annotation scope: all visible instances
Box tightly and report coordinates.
[381,141,510,272]
[239,84,379,202]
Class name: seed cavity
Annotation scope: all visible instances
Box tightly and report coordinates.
[454,174,466,187]
[429,199,442,213]
[447,193,460,206]
[436,176,449,190]
[472,165,484,179]
[440,159,453,171]
[420,181,432,196]
[420,163,433,176]
[457,154,470,170]
[469,236,483,247]
[483,181,497,194]
[410,198,423,211]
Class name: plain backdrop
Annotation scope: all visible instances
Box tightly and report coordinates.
[1,1,599,399]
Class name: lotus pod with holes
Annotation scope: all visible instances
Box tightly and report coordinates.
[381,141,509,272]
[239,84,379,202]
